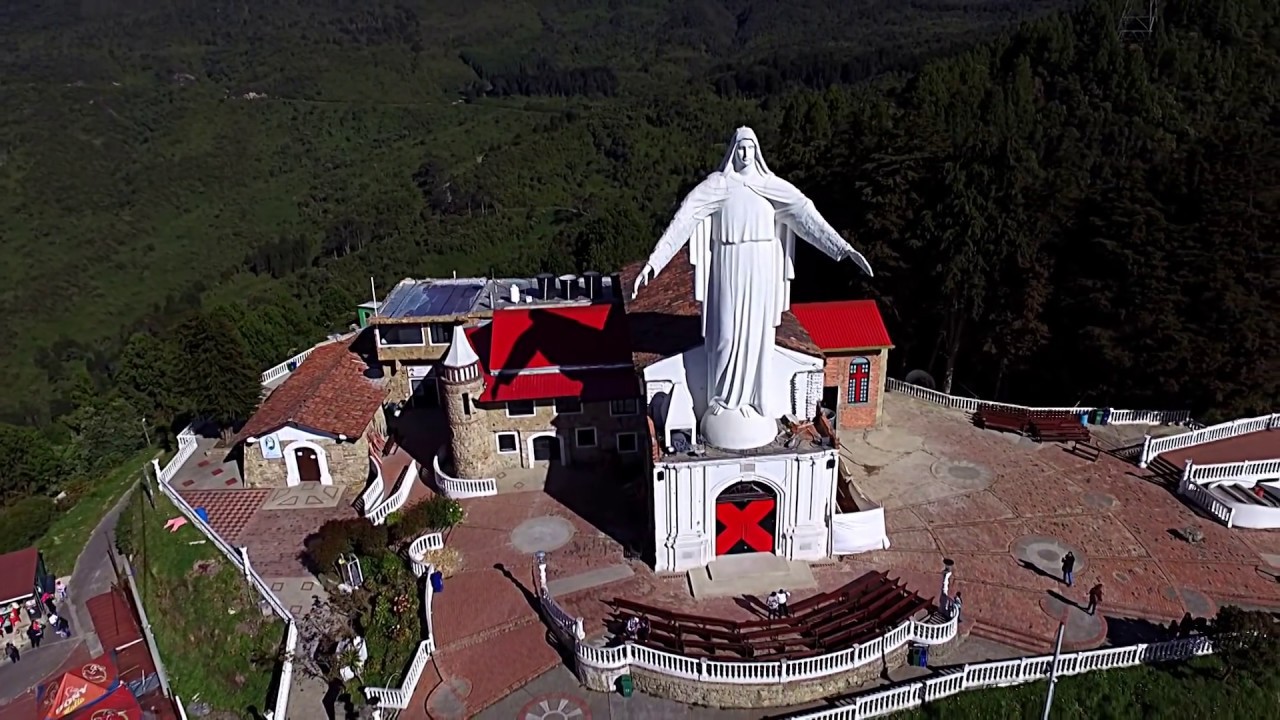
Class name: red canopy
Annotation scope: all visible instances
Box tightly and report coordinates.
[67,686,142,720]
[37,656,119,719]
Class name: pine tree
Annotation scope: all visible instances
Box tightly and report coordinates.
[177,312,261,441]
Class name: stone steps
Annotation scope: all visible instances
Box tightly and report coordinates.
[969,620,1054,654]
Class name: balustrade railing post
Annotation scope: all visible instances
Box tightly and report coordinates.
[239,546,252,580]
[1138,434,1152,468]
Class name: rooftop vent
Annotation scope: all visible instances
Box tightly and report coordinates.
[509,284,520,304]
[582,271,603,302]
[535,273,555,301]
[609,272,624,303]
[557,274,578,301]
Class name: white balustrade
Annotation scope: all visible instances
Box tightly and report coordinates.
[790,635,1213,719]
[885,379,1190,427]
[364,555,441,709]
[360,458,386,515]
[367,461,420,525]
[1141,412,1280,467]
[407,532,445,577]
[1183,458,1280,484]
[432,450,497,499]
[1180,481,1236,527]
[260,347,317,386]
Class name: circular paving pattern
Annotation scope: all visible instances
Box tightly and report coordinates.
[929,460,992,491]
[1039,594,1108,648]
[1012,535,1087,578]
[518,694,592,720]
[1083,491,1119,511]
[1161,586,1218,618]
[510,516,577,553]
[426,676,472,720]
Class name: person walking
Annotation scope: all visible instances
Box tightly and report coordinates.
[5,642,18,663]
[56,580,68,601]
[27,623,42,649]
[776,589,791,618]
[765,591,780,620]
[1062,552,1076,587]
[1086,583,1104,616]
[950,592,964,621]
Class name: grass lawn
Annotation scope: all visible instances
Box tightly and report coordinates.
[38,446,161,576]
[898,656,1278,719]
[118,489,283,718]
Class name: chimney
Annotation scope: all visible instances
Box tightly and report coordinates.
[509,284,521,304]
[557,274,577,301]
[535,273,555,301]
[581,271,603,302]
[609,273,624,303]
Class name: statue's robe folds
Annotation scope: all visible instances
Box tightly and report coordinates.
[644,171,860,421]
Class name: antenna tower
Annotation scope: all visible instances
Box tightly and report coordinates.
[1118,0,1158,37]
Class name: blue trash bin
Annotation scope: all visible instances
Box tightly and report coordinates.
[195,506,209,524]
[430,571,444,593]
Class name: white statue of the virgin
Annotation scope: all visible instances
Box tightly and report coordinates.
[633,127,873,450]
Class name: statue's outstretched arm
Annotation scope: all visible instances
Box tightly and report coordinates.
[769,177,874,277]
[634,176,728,298]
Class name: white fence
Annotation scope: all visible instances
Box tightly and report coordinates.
[1139,412,1280,467]
[407,532,445,578]
[536,561,957,687]
[366,461,421,526]
[152,442,297,720]
[153,426,199,485]
[886,378,1192,426]
[364,547,441,709]
[260,347,318,386]
[791,635,1214,719]
[1182,458,1280,485]
[1177,478,1236,527]
[432,450,497,499]
[359,457,386,516]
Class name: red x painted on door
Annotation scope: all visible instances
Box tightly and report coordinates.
[715,499,776,555]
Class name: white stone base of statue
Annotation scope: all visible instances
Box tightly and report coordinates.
[700,402,780,450]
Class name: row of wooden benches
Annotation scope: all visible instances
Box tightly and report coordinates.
[974,406,1092,443]
[608,572,933,660]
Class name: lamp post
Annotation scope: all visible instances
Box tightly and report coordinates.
[940,558,955,613]
[534,551,548,592]
[1041,621,1066,720]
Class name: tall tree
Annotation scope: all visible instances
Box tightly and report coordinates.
[177,312,261,441]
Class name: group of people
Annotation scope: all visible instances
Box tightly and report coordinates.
[764,589,792,620]
[1,581,71,663]
[1061,552,1105,616]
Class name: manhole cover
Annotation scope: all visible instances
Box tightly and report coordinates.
[1013,535,1086,577]
[1037,548,1060,562]
[1040,595,1107,645]
[1112,571,1131,583]
[1161,587,1217,617]
[1084,491,1119,511]
[511,516,576,553]
[950,465,982,481]
[930,460,991,490]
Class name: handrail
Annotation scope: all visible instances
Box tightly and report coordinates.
[1140,412,1280,467]
[363,548,441,709]
[260,347,317,386]
[367,461,420,526]
[790,635,1213,719]
[885,378,1192,426]
[1178,479,1236,528]
[1182,458,1280,485]
[432,449,497,499]
[360,457,386,515]
[407,532,445,578]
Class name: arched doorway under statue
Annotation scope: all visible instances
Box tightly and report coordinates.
[714,480,777,556]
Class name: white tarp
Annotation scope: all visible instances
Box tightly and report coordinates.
[832,507,891,555]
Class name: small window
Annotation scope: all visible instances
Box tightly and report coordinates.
[616,432,639,454]
[575,427,597,448]
[379,325,424,346]
[555,398,582,415]
[428,323,452,345]
[496,433,518,453]
[610,398,639,416]
[462,393,473,416]
[506,401,535,417]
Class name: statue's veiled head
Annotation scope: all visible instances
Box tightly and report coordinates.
[717,126,772,178]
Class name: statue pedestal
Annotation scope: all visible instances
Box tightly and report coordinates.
[701,403,779,450]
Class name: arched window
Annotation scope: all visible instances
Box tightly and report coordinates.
[848,357,872,405]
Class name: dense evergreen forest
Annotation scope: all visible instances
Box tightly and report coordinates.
[0,0,1277,538]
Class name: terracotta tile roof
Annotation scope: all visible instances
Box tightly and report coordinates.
[619,248,822,368]
[0,547,39,604]
[791,300,893,351]
[239,339,386,441]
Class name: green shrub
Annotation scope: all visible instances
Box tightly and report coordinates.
[388,496,463,544]
[0,496,60,554]
[305,518,389,572]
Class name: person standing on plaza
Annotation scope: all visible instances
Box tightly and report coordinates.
[56,580,68,601]
[1062,552,1076,587]
[5,642,18,663]
[27,623,41,649]
[765,591,780,620]
[1086,583,1104,616]
[776,589,791,618]
[950,592,963,621]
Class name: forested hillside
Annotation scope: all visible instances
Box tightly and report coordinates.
[0,0,1277,531]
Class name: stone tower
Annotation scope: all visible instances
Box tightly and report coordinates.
[439,325,490,479]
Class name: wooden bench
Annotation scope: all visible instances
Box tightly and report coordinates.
[975,406,1029,434]
[1031,418,1091,443]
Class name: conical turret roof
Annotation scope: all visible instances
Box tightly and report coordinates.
[442,325,480,368]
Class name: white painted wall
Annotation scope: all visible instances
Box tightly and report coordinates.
[247,425,339,487]
[651,449,838,573]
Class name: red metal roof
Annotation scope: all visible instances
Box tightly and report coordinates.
[84,589,145,654]
[0,547,39,604]
[239,338,387,441]
[790,300,893,351]
[464,305,639,403]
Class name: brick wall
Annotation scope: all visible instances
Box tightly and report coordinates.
[823,348,889,430]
